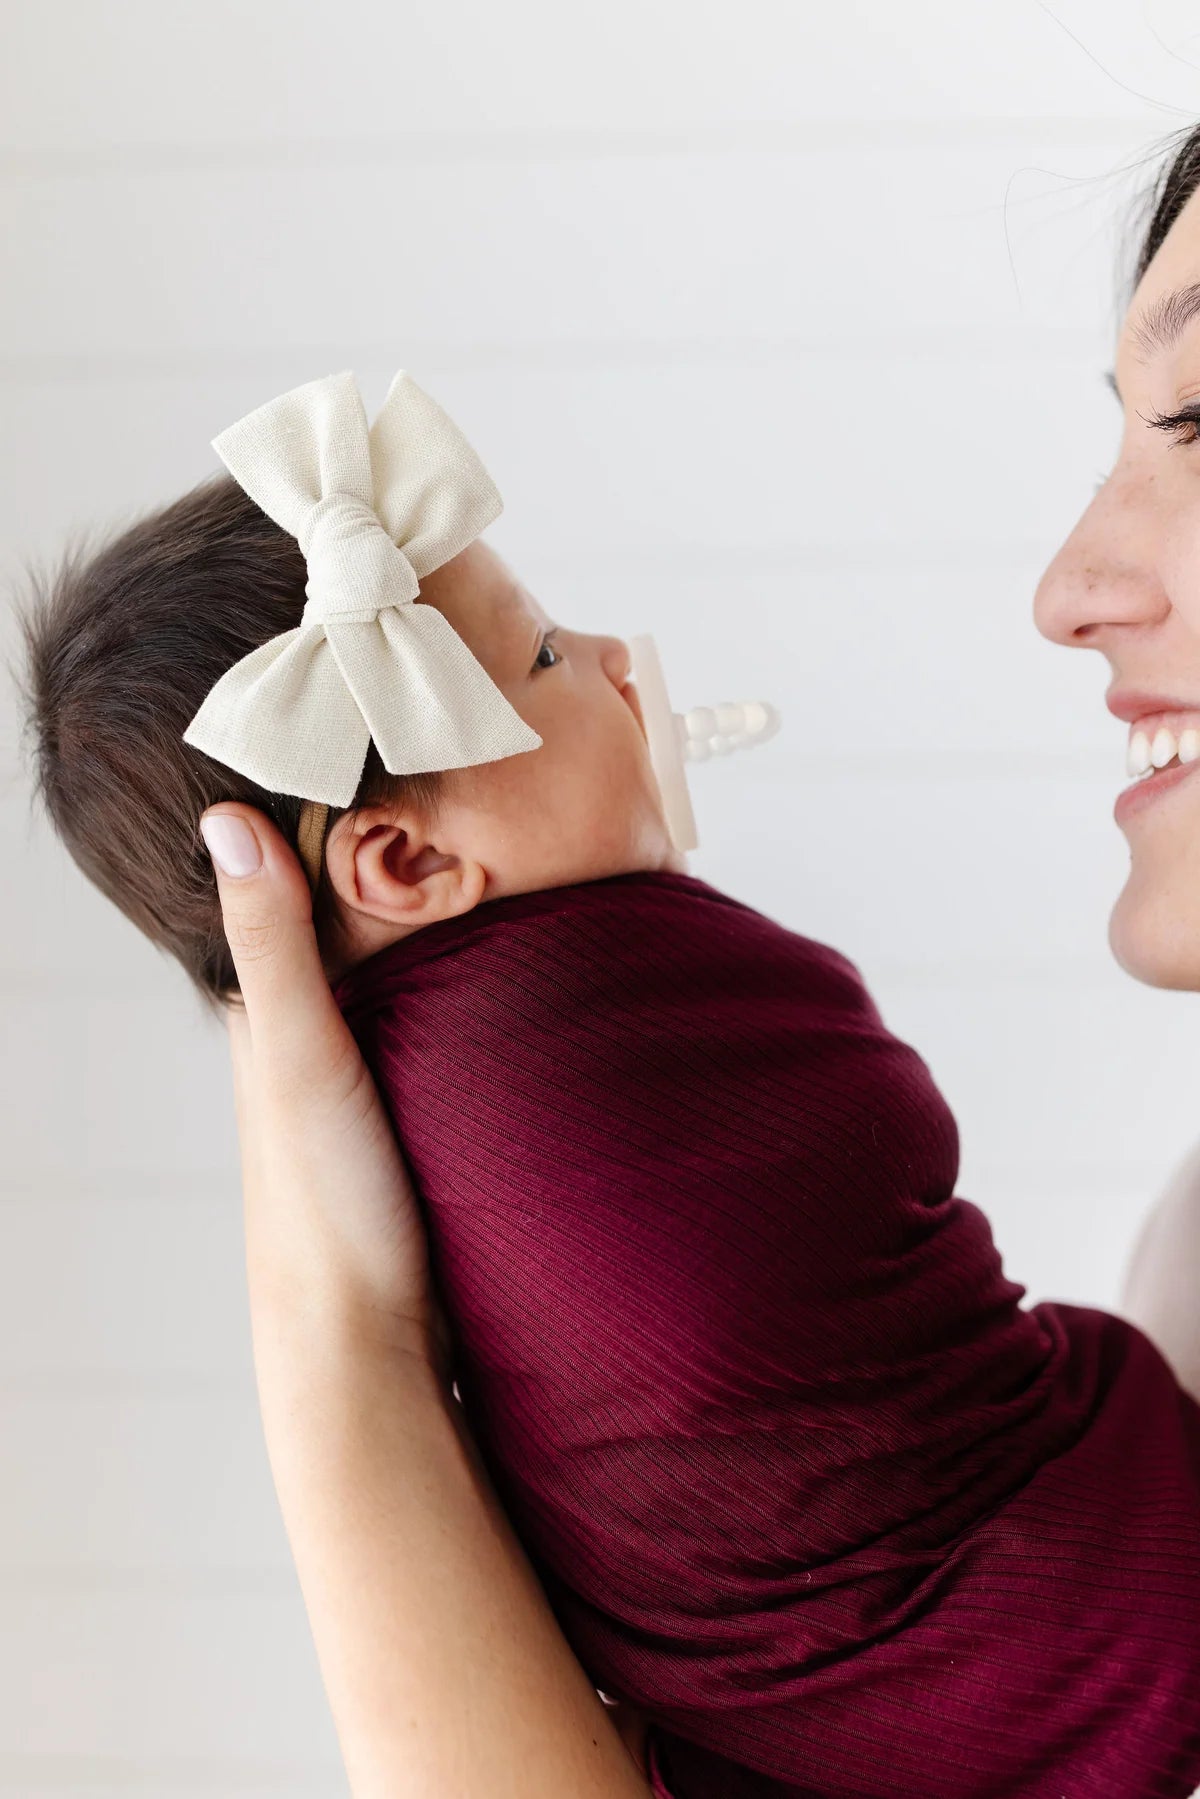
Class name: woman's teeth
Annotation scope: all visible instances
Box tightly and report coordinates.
[1127,726,1200,779]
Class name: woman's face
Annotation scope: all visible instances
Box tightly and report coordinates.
[1035,181,1200,989]
[411,538,684,897]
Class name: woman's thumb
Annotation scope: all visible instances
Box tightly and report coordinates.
[200,804,337,1055]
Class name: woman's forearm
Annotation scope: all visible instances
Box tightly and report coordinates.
[250,1299,652,1799]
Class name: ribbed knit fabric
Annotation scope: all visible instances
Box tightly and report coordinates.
[332,870,1200,1798]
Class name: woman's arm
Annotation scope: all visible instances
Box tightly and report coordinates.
[201,804,653,1799]
[252,1297,653,1799]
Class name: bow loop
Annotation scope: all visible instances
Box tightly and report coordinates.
[182,368,542,807]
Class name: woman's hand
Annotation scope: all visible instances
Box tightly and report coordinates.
[199,802,654,1797]
[201,802,448,1371]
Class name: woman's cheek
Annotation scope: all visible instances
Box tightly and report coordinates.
[1165,524,1200,641]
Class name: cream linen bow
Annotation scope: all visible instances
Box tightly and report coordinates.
[182,368,542,808]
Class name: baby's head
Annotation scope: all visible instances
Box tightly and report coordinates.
[15,471,680,1009]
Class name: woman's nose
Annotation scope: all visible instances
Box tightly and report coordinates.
[1033,479,1166,649]
[1033,536,1107,649]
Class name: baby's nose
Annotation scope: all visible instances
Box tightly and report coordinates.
[597,634,632,688]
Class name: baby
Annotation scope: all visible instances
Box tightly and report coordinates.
[16,371,1200,1799]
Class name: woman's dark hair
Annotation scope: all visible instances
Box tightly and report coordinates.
[1124,123,1200,301]
[11,472,442,1013]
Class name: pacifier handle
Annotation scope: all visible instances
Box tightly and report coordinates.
[627,634,781,855]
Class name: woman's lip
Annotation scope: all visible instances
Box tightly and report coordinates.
[1106,689,1200,725]
[1114,755,1200,826]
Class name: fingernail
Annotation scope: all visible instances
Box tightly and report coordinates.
[200,814,262,877]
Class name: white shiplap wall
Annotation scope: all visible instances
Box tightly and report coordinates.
[3,3,1200,1792]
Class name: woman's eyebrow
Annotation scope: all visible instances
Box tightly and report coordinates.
[1125,282,1200,364]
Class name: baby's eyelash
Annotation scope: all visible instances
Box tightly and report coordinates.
[533,629,562,671]
[1140,403,1200,447]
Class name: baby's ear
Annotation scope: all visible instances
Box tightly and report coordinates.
[324,804,486,935]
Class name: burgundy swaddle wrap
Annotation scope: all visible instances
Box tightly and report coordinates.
[332,869,1200,1799]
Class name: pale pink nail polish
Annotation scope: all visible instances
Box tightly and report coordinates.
[200,814,262,877]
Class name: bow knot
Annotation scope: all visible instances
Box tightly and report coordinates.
[181,369,542,807]
[298,492,419,630]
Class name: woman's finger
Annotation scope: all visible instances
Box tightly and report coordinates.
[199,803,357,1101]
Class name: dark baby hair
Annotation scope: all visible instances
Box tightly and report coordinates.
[12,471,442,1012]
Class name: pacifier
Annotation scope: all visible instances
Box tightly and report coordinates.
[626,634,781,853]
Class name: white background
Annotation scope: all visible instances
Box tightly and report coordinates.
[3,3,1200,1792]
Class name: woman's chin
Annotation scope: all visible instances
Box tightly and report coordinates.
[1108,870,1200,991]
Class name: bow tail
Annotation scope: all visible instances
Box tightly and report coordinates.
[325,605,543,779]
[183,627,373,808]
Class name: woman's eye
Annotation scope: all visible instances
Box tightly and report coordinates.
[1143,404,1200,449]
[533,636,562,671]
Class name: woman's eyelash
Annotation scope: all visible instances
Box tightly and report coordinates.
[1140,403,1200,446]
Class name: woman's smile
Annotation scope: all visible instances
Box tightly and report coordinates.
[1114,752,1200,826]
[1110,692,1200,825]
